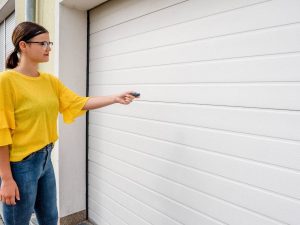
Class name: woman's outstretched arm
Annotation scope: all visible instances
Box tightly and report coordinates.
[82,91,138,110]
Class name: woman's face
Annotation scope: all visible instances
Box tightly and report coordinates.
[20,32,52,63]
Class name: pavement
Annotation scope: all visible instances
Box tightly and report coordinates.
[0,214,93,225]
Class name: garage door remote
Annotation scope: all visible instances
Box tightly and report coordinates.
[130,92,140,97]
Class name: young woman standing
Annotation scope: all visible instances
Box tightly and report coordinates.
[0,21,138,225]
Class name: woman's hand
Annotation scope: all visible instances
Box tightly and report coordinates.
[114,91,139,105]
[0,177,20,205]
[0,145,20,205]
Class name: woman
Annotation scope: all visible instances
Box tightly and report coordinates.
[0,21,138,225]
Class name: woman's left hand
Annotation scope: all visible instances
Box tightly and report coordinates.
[115,91,139,105]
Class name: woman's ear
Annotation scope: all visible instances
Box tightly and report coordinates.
[18,41,27,52]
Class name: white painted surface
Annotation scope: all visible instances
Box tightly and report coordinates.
[60,0,108,11]
[88,0,300,224]
[54,2,87,218]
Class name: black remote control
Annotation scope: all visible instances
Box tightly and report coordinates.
[130,92,140,97]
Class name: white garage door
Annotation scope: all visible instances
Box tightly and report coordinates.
[0,12,15,71]
[88,0,300,224]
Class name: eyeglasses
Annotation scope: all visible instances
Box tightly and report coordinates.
[26,41,54,49]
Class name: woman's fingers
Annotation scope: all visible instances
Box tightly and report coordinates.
[125,95,134,101]
[117,92,137,104]
[15,186,20,201]
[1,194,16,205]
[7,196,16,205]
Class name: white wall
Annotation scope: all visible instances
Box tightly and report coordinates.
[55,2,87,218]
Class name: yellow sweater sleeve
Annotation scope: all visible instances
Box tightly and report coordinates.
[56,78,89,124]
[0,75,15,146]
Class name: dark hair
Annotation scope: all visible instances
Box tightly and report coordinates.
[6,22,48,69]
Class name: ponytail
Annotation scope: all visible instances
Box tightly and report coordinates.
[6,49,19,69]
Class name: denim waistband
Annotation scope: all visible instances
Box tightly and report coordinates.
[22,143,53,161]
[43,143,53,151]
[34,143,53,152]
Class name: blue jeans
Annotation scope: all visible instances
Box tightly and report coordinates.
[0,143,58,225]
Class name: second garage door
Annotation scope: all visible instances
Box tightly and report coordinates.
[0,12,15,71]
[88,0,300,224]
